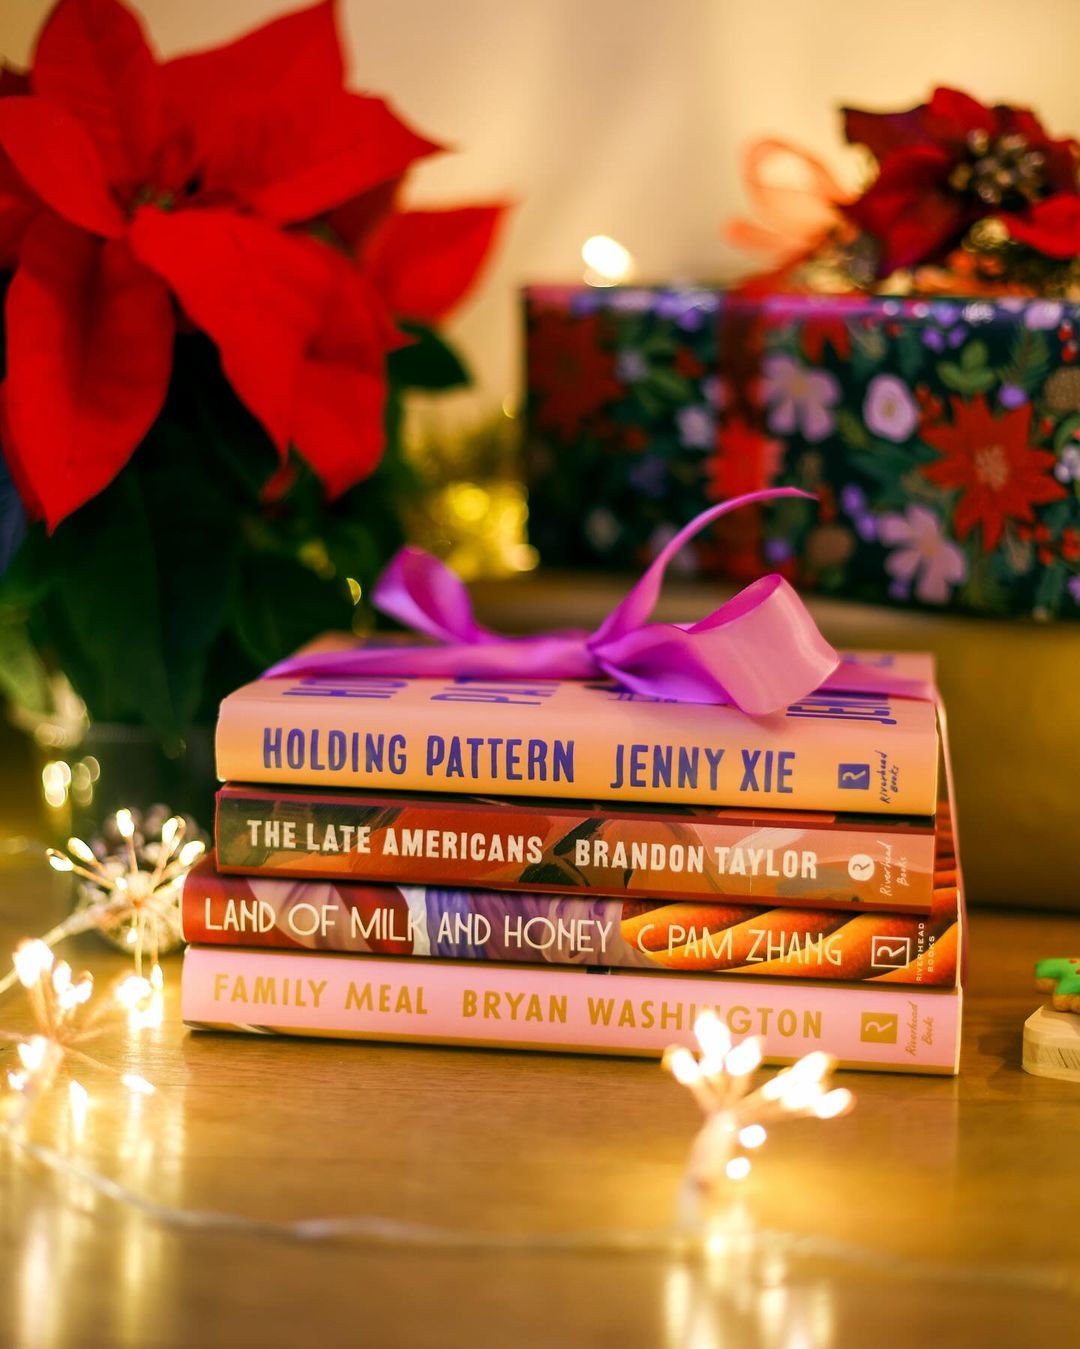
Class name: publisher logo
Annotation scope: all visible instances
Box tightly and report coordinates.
[837,763,871,790]
[859,1012,899,1044]
[870,936,912,970]
[847,853,875,883]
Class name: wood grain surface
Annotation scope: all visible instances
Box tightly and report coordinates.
[1,854,1078,1349]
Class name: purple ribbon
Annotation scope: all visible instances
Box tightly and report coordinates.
[262,488,932,715]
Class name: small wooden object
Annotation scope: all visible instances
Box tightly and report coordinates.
[1023,1004,1080,1083]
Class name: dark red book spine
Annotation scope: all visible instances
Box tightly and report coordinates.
[215,785,937,914]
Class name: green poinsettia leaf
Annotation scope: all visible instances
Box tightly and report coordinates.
[389,321,470,391]
[231,554,354,670]
[32,424,242,735]
[134,423,240,728]
[41,474,178,731]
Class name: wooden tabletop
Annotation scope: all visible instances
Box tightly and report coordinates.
[0,857,1078,1349]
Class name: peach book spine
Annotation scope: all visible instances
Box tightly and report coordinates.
[181,948,962,1073]
[215,655,939,815]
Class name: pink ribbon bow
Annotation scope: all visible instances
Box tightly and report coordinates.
[262,489,931,715]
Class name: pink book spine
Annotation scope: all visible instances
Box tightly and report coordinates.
[181,947,961,1074]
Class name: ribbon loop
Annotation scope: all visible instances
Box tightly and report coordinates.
[593,574,836,714]
[373,546,497,646]
[260,490,907,716]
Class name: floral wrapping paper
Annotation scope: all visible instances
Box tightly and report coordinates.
[523,284,1080,619]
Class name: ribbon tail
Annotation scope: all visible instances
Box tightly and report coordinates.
[593,487,819,644]
[260,633,598,683]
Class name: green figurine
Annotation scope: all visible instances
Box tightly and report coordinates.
[1035,958,1080,1014]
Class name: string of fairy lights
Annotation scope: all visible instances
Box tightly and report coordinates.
[0,803,863,1249]
[1,808,1077,1300]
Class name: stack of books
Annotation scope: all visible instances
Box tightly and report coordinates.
[180,646,963,1073]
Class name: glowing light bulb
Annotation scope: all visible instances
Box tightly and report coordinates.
[725,1156,752,1182]
[582,234,633,286]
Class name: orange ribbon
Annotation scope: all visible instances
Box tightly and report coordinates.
[725,138,851,266]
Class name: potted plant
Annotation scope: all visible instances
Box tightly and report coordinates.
[0,0,505,826]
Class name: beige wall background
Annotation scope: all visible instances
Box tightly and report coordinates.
[4,0,1079,409]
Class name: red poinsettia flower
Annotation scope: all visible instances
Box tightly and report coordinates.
[842,87,1080,274]
[921,395,1067,551]
[528,309,623,441]
[0,0,505,528]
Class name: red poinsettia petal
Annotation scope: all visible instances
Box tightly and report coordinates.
[844,145,962,272]
[922,86,995,144]
[999,196,1080,259]
[163,0,343,112]
[841,102,930,158]
[361,204,508,323]
[327,177,401,253]
[162,1,440,221]
[129,206,329,451]
[0,65,30,97]
[249,94,440,225]
[0,153,39,268]
[4,213,173,528]
[32,0,163,189]
[289,244,398,493]
[0,96,123,237]
[291,363,386,496]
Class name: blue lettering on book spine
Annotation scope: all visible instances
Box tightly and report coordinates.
[430,679,560,707]
[263,728,408,774]
[608,744,729,792]
[786,692,897,726]
[425,736,574,782]
[282,678,408,700]
[738,749,795,793]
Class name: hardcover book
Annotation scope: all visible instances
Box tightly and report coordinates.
[187,806,960,985]
[181,947,962,1074]
[215,647,939,815]
[215,785,937,913]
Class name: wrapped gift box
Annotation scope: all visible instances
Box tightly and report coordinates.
[523,284,1080,620]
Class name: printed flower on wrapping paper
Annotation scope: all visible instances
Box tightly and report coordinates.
[800,315,852,364]
[921,397,1068,551]
[616,349,649,384]
[1055,445,1080,483]
[529,310,622,440]
[708,418,784,503]
[676,405,716,450]
[840,483,878,542]
[863,375,918,442]
[1069,576,1080,606]
[878,504,967,604]
[1024,301,1065,330]
[761,354,839,442]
